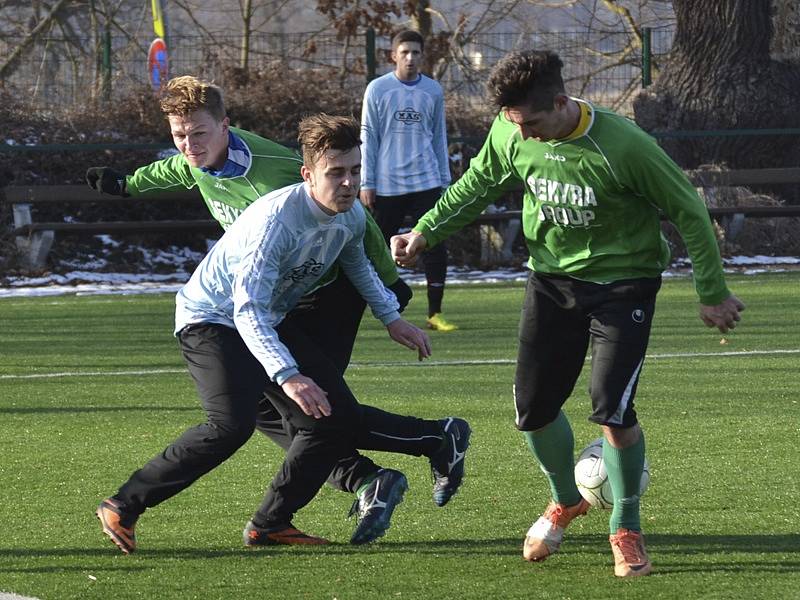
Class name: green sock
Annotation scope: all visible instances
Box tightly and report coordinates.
[523,410,582,506]
[604,432,645,534]
[355,473,378,498]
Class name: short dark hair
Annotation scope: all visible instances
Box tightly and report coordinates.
[392,29,424,52]
[297,114,361,166]
[160,75,226,121]
[487,50,565,111]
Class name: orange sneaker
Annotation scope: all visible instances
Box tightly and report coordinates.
[609,528,652,577]
[523,498,590,561]
[96,498,138,554]
[243,521,329,546]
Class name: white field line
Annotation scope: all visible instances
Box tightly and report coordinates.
[1,348,799,381]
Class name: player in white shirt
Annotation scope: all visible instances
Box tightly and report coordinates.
[360,30,458,332]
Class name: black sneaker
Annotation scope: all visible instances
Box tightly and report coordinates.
[430,417,471,507]
[348,469,408,545]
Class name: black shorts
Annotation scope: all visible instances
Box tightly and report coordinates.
[513,272,661,431]
[371,187,442,242]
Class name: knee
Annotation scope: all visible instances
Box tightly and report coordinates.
[601,423,641,449]
[208,418,256,451]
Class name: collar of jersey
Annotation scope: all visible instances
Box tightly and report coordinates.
[303,182,337,224]
[200,130,252,178]
[556,98,594,143]
[394,73,422,86]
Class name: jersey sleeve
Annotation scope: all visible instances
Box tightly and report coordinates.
[433,89,451,188]
[363,210,399,285]
[414,115,519,248]
[620,133,730,305]
[125,153,197,196]
[232,218,299,385]
[338,206,400,325]
[360,82,381,191]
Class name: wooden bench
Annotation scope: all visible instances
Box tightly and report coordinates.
[5,168,800,269]
[5,185,217,268]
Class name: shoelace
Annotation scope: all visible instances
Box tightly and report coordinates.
[544,503,566,526]
[612,533,644,563]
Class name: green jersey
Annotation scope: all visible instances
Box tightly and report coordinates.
[125,127,399,287]
[415,102,729,305]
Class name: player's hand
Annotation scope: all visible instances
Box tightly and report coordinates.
[359,188,376,210]
[281,374,331,419]
[699,293,745,333]
[386,318,432,361]
[391,231,427,267]
[86,167,129,197]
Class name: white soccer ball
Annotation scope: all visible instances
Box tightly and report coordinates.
[574,438,650,510]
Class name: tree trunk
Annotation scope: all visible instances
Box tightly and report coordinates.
[633,0,800,170]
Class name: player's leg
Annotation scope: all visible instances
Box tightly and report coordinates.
[253,394,403,546]
[409,187,458,331]
[257,391,381,494]
[588,276,660,577]
[515,273,591,562]
[249,319,409,545]
[268,273,407,493]
[97,323,265,553]
[352,406,470,506]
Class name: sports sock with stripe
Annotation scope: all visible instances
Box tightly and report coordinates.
[523,410,582,506]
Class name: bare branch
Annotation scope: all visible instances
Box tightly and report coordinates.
[0,0,72,79]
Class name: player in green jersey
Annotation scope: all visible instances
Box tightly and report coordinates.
[87,76,470,549]
[392,50,745,577]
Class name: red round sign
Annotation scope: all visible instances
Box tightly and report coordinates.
[148,38,168,90]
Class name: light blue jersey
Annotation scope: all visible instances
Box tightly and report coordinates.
[360,72,450,196]
[175,182,400,384]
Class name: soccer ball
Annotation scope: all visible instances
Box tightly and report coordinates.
[573,438,650,510]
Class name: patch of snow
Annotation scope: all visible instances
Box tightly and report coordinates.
[1,257,797,299]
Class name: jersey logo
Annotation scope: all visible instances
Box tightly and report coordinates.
[544,152,566,162]
[394,108,421,125]
[284,258,325,282]
[208,199,243,228]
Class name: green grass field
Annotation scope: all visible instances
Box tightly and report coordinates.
[1,272,798,599]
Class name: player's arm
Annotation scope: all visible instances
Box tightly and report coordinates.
[337,211,430,360]
[361,211,412,309]
[232,219,331,418]
[123,153,197,196]
[359,84,380,208]
[432,89,451,189]
[395,116,519,264]
[621,134,745,328]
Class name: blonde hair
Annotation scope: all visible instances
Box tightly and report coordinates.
[297,114,361,166]
[159,75,226,121]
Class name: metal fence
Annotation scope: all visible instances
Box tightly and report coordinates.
[0,27,674,114]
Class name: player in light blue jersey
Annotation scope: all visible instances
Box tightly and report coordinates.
[360,30,458,332]
[95,114,471,553]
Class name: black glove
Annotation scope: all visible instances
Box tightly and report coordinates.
[86,167,129,196]
[388,277,413,313]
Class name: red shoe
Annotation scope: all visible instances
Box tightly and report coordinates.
[243,521,329,546]
[96,498,138,554]
[609,528,652,577]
